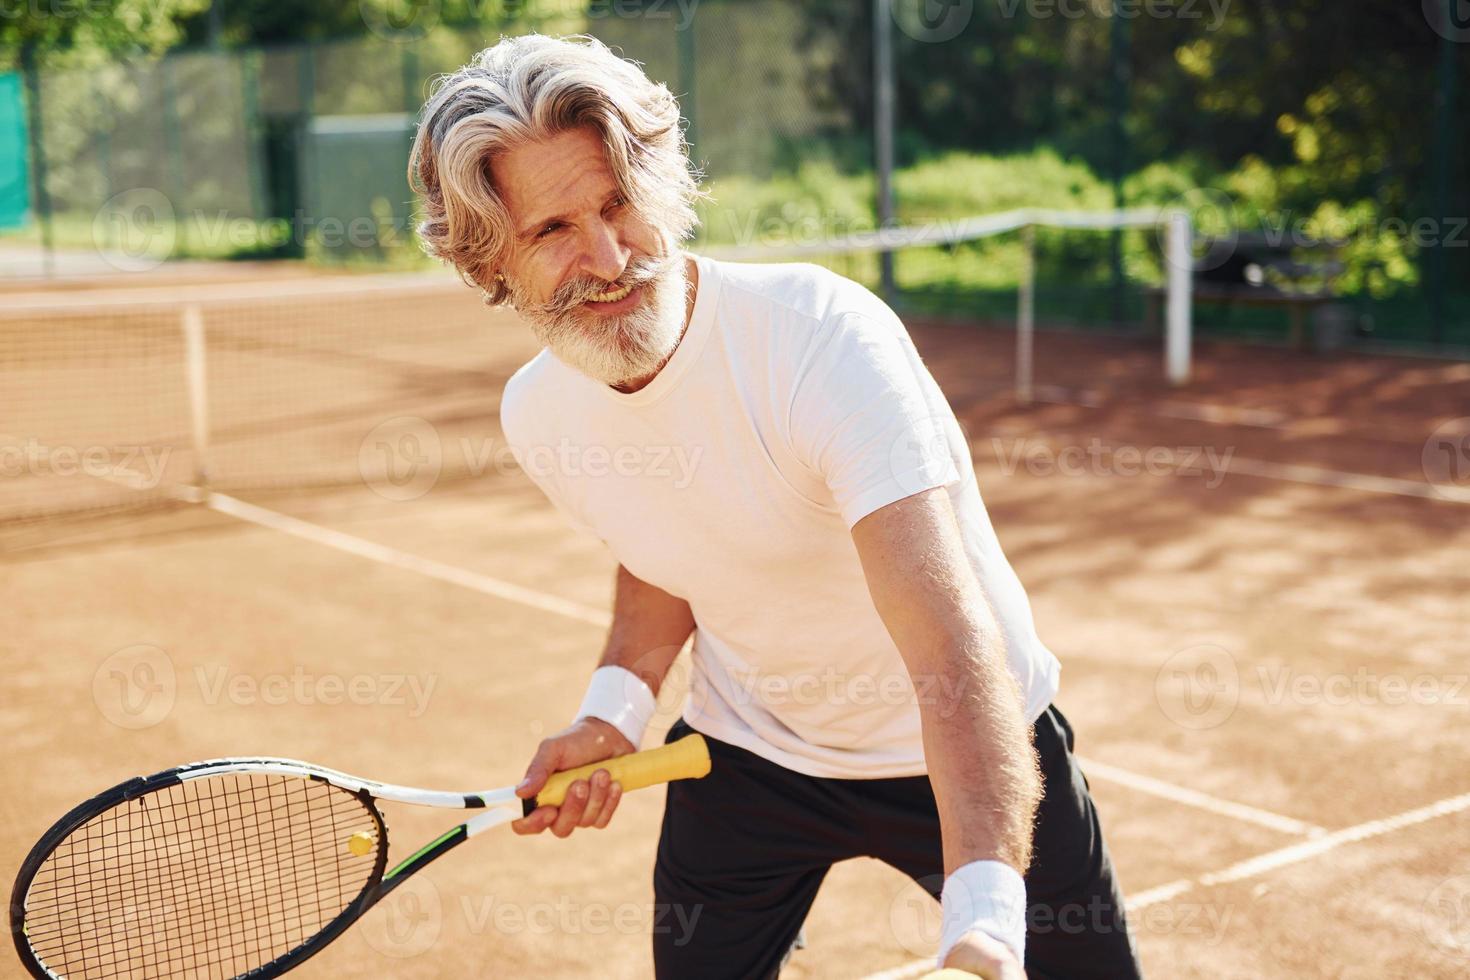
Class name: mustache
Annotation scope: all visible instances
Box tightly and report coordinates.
[527,252,680,318]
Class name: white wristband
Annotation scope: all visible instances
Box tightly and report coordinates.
[574,666,658,749]
[936,860,1028,969]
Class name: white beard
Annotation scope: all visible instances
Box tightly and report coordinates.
[510,253,688,387]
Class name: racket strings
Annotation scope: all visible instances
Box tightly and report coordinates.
[21,772,380,979]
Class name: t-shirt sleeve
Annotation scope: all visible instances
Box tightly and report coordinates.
[512,447,603,540]
[787,312,961,529]
[500,377,603,541]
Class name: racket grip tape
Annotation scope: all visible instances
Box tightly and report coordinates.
[525,734,711,816]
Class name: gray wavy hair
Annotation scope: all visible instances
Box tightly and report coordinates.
[409,34,702,304]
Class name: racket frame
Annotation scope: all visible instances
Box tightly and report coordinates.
[9,758,518,980]
[11,735,709,979]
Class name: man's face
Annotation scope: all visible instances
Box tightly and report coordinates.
[492,126,687,386]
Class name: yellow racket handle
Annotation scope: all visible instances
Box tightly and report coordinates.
[528,734,711,814]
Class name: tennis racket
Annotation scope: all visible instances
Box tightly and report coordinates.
[9,735,710,979]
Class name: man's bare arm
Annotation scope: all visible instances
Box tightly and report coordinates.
[513,564,694,837]
[851,487,1040,977]
[597,563,695,695]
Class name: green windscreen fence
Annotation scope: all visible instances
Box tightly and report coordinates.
[301,113,415,260]
[0,72,28,229]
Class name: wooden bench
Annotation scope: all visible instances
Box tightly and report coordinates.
[1146,236,1346,350]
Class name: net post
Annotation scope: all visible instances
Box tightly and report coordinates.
[872,0,897,300]
[182,305,211,495]
[1165,209,1192,386]
[1016,223,1036,405]
[20,43,56,278]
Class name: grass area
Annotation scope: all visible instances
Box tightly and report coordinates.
[4,146,1465,348]
[0,211,438,270]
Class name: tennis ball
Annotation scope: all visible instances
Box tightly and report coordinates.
[347,831,375,857]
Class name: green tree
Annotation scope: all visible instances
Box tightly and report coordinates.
[2,0,209,62]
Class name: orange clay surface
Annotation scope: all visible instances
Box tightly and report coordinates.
[4,281,1468,979]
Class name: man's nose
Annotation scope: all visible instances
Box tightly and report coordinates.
[579,219,630,285]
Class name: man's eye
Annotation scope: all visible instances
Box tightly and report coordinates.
[537,222,564,239]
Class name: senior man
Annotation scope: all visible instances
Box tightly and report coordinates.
[410,34,1142,980]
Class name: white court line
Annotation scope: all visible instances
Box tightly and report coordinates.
[205,491,1321,834]
[1076,756,1324,837]
[205,492,612,628]
[200,491,1330,850]
[1154,401,1291,429]
[201,489,1465,977]
[1033,385,1106,408]
[860,790,1470,980]
[1221,456,1470,504]
[1127,789,1470,911]
[981,411,1470,504]
[1034,386,1455,444]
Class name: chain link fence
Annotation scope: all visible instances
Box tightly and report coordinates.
[2,1,1465,348]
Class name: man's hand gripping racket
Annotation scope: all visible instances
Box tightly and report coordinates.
[9,735,710,979]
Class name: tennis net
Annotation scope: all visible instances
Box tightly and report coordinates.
[1,273,536,523]
[2,209,1191,524]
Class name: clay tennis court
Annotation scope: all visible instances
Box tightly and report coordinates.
[4,264,1468,978]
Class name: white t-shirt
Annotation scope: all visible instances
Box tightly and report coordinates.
[500,254,1061,779]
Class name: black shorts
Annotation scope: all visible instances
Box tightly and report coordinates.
[652,705,1144,979]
